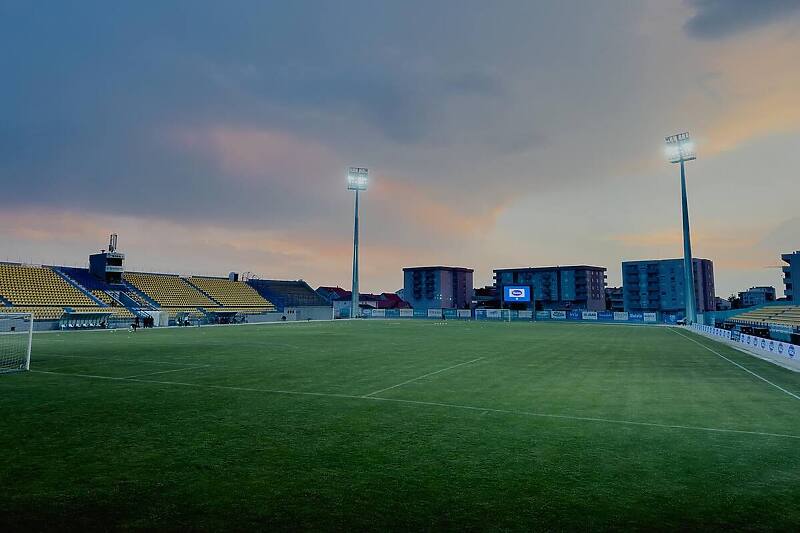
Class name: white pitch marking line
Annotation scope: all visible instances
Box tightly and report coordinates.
[362,357,485,398]
[29,369,800,440]
[121,365,211,379]
[670,328,800,401]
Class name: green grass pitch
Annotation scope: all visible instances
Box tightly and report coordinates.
[2,321,800,530]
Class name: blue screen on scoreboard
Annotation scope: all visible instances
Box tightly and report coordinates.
[504,286,531,302]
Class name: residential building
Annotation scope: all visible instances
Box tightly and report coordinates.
[621,258,715,315]
[783,251,799,301]
[473,285,499,309]
[317,287,410,316]
[403,266,474,309]
[605,287,624,312]
[493,265,607,311]
[738,286,776,308]
[714,296,732,311]
[316,286,350,303]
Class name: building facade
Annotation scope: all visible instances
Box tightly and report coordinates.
[714,296,732,311]
[782,251,799,301]
[403,266,474,309]
[739,286,776,308]
[493,266,607,311]
[622,258,715,315]
[605,287,624,312]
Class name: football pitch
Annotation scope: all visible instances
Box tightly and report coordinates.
[2,321,800,530]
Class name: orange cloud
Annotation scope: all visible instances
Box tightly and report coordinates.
[373,175,507,236]
[689,30,800,154]
[169,124,341,182]
[609,224,779,272]
[0,208,429,291]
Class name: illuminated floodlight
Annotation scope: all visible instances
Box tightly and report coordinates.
[664,131,697,324]
[347,166,368,319]
[347,167,369,190]
[665,132,696,163]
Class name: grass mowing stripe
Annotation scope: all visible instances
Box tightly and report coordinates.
[29,369,800,440]
[670,328,800,401]
[362,357,485,397]
[35,353,213,367]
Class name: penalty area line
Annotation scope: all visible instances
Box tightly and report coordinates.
[362,357,485,397]
[29,369,800,441]
[121,365,211,379]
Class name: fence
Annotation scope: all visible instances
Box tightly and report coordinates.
[689,323,800,371]
[361,308,671,324]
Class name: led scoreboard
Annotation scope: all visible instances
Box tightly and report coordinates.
[503,286,531,302]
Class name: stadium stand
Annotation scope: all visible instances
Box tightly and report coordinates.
[124,272,220,308]
[188,277,275,310]
[247,280,327,310]
[728,305,800,328]
[0,246,331,328]
[59,267,154,312]
[0,263,97,307]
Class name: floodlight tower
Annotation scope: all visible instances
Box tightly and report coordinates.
[347,167,368,319]
[665,132,697,324]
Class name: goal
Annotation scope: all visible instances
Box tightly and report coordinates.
[0,313,33,374]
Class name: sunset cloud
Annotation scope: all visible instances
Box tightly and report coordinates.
[1,2,797,295]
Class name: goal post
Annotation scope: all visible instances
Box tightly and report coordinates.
[0,313,33,374]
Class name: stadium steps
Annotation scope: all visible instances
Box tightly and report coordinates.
[102,291,149,318]
[0,295,11,307]
[53,268,107,306]
[183,280,223,306]
[120,281,160,309]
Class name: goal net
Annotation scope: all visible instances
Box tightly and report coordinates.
[0,313,33,374]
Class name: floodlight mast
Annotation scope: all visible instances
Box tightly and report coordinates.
[347,167,368,319]
[665,132,697,324]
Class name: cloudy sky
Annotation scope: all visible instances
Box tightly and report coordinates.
[1,0,799,296]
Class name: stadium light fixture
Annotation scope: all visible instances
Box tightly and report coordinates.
[347,167,368,319]
[665,132,697,324]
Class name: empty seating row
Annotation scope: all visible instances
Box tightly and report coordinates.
[730,305,800,328]
[163,307,206,319]
[188,277,275,309]
[204,307,272,315]
[67,307,134,319]
[0,306,133,320]
[91,290,116,305]
[0,263,96,307]
[124,272,219,308]
[0,306,68,320]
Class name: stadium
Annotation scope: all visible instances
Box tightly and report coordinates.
[2,234,800,530]
[3,2,800,531]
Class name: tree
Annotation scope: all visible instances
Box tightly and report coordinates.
[727,293,742,309]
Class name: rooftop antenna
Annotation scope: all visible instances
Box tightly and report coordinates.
[108,233,118,253]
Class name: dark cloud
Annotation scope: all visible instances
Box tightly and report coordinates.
[1,0,628,227]
[685,0,800,39]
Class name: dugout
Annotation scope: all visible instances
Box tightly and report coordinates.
[59,309,114,330]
